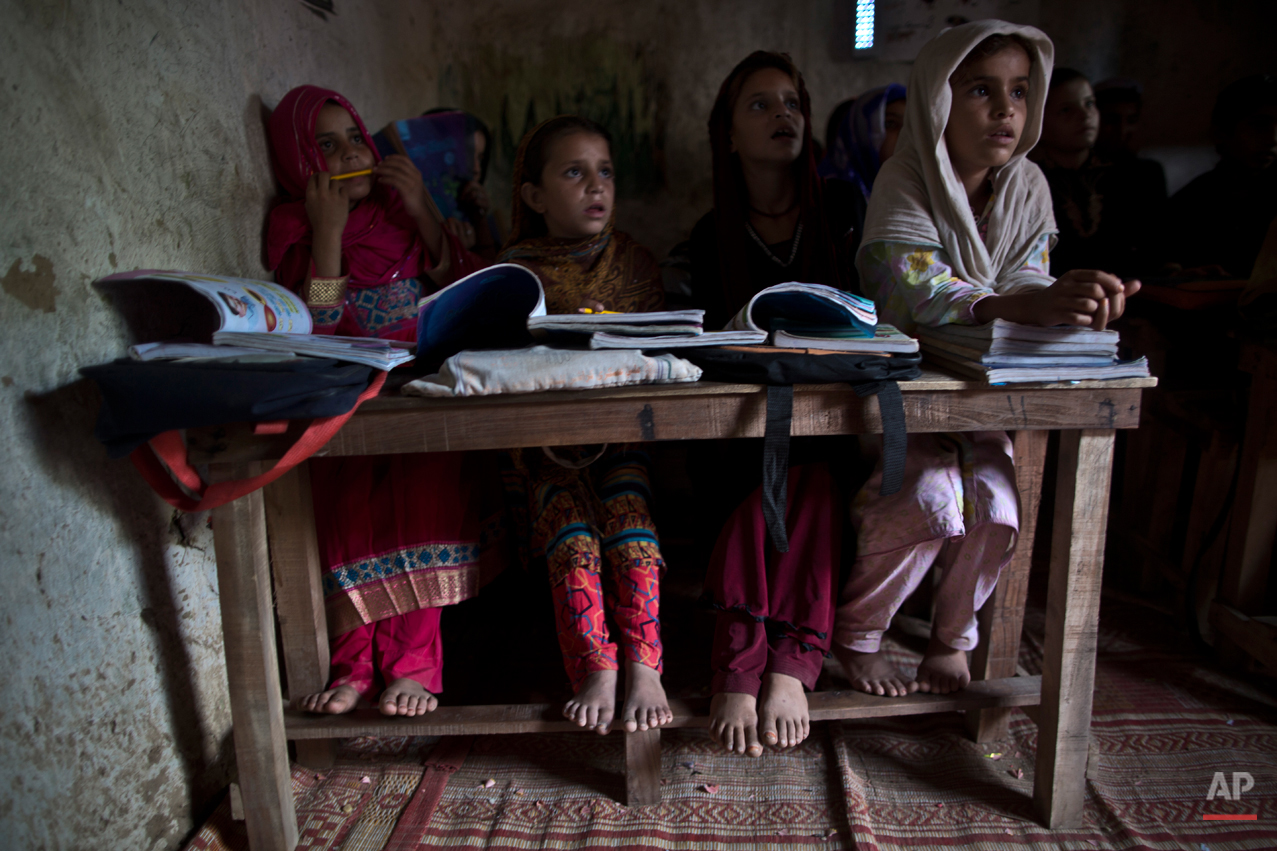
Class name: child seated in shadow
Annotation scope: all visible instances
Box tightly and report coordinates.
[689,51,854,758]
[1030,69,1161,278]
[1160,74,1277,279]
[497,116,673,736]
[266,85,503,718]
[832,21,1139,698]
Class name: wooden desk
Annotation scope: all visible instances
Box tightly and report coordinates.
[197,367,1154,850]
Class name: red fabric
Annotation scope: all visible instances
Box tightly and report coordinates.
[551,569,618,688]
[128,371,387,513]
[382,737,475,851]
[706,463,841,697]
[329,606,443,698]
[309,451,507,637]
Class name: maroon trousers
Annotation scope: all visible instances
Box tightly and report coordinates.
[706,463,842,696]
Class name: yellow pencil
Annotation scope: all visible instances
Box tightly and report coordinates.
[580,308,621,314]
[329,169,373,182]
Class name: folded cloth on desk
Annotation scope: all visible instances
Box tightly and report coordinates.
[401,345,702,397]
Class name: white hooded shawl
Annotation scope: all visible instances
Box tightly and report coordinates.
[860,20,1057,294]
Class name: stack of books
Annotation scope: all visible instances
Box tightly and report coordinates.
[919,319,1150,383]
[771,320,919,354]
[529,310,768,349]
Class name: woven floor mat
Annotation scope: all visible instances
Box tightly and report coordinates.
[184,600,1276,850]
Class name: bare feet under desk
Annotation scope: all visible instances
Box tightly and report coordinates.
[621,660,673,733]
[916,635,972,694]
[833,645,917,697]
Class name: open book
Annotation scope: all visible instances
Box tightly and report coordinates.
[97,270,413,369]
[416,263,546,366]
[725,282,878,339]
[97,270,313,340]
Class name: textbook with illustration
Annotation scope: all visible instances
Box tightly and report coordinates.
[725,281,878,339]
[97,270,416,369]
[97,269,313,342]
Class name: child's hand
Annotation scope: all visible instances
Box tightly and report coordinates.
[578,298,608,313]
[975,270,1135,330]
[305,173,350,237]
[458,180,491,217]
[373,155,431,222]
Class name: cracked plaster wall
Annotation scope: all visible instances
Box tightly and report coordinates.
[0,2,447,848]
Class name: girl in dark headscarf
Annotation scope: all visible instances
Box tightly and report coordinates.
[686,51,864,328]
[819,83,908,200]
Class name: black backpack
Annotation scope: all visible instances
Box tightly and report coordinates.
[681,347,922,552]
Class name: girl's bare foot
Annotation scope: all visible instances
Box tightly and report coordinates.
[563,669,617,734]
[833,645,917,697]
[709,692,763,756]
[758,672,809,748]
[916,635,970,694]
[621,661,673,732]
[379,678,438,716]
[296,684,361,714]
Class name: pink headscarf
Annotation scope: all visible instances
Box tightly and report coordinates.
[266,85,427,291]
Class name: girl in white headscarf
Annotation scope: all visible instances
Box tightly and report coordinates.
[831,21,1139,697]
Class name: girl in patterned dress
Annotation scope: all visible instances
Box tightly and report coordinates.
[266,85,503,717]
[833,21,1140,697]
[498,116,673,736]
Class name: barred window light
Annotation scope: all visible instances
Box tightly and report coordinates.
[855,0,875,49]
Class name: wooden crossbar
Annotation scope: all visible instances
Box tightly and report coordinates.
[282,675,1042,739]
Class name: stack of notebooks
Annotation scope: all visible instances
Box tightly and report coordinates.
[770,320,919,353]
[919,319,1150,383]
[528,310,768,349]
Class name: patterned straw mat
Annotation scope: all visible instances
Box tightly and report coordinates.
[185,600,1276,850]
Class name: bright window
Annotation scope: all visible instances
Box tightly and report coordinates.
[855,0,875,49]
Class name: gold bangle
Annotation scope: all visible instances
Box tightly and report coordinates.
[304,275,348,307]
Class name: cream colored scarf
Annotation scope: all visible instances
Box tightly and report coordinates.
[860,20,1057,294]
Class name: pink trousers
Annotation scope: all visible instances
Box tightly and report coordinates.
[834,431,1019,654]
[833,523,1013,653]
[329,607,442,699]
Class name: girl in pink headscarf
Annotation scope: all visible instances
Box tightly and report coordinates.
[266,86,503,718]
[267,85,483,339]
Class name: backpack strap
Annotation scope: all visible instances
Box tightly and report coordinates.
[762,385,793,553]
[130,370,387,512]
[853,379,907,496]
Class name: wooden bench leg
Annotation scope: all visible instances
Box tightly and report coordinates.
[264,462,336,770]
[967,429,1048,743]
[1033,429,1114,828]
[1221,352,1277,617]
[624,728,661,806]
[211,463,299,850]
